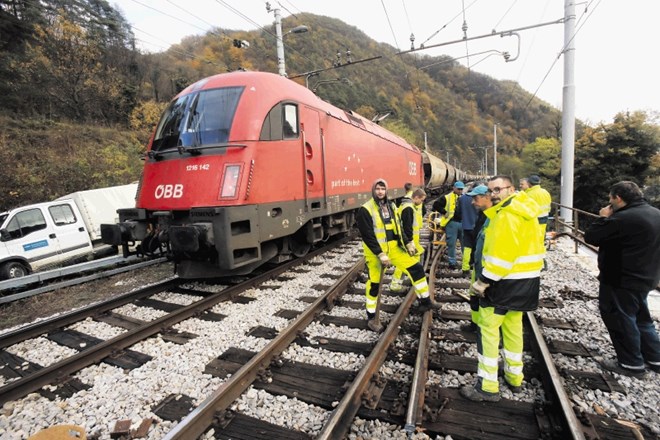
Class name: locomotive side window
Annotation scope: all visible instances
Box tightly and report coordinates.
[49,204,77,226]
[4,209,47,240]
[152,86,244,152]
[283,104,299,138]
[260,103,299,141]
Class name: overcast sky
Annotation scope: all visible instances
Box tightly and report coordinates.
[111,0,659,125]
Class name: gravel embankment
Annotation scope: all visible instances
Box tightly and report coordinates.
[1,238,658,439]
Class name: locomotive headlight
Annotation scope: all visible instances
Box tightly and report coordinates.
[219,164,241,199]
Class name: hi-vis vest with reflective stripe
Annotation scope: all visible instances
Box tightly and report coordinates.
[397,200,423,252]
[481,192,545,282]
[526,185,552,224]
[440,192,458,227]
[362,198,401,255]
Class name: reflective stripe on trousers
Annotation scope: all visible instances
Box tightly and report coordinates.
[475,307,524,393]
[365,241,429,313]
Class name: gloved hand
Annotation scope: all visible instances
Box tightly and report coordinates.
[406,242,417,256]
[471,279,490,297]
[378,252,391,267]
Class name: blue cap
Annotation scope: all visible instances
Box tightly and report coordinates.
[454,181,465,189]
[467,184,488,196]
[528,175,541,185]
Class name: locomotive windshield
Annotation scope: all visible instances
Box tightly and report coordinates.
[151,86,244,152]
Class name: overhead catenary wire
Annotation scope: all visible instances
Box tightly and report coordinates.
[212,0,321,69]
[420,0,480,48]
[522,0,602,111]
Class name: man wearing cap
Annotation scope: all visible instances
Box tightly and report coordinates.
[432,181,465,268]
[457,183,479,276]
[525,174,552,244]
[357,179,440,332]
[460,175,544,402]
[519,177,530,192]
[461,184,492,332]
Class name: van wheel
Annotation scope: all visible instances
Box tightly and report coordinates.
[1,262,29,280]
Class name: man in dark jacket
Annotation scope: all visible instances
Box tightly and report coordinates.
[585,181,660,377]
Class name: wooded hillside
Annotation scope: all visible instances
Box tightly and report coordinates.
[1,0,658,213]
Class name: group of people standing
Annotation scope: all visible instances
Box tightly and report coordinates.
[357,175,660,403]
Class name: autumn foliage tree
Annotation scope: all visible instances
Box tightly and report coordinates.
[575,111,660,212]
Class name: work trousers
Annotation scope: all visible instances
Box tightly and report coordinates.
[599,283,660,369]
[445,220,463,265]
[391,253,422,288]
[365,240,429,317]
[476,307,524,393]
[461,229,475,271]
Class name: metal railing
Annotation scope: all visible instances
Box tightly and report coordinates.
[550,202,660,291]
[549,202,599,254]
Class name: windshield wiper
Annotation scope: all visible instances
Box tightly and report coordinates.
[178,143,248,155]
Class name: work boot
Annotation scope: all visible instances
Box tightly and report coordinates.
[417,297,441,314]
[367,318,384,332]
[599,359,648,379]
[504,380,523,394]
[646,362,660,373]
[459,322,478,333]
[459,385,500,402]
[461,270,471,278]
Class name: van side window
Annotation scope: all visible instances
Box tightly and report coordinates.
[49,204,77,226]
[5,209,47,240]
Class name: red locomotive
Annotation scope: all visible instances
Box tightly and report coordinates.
[102,71,462,278]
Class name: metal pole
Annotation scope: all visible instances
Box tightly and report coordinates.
[560,0,576,225]
[493,124,498,175]
[274,8,286,76]
[484,146,488,176]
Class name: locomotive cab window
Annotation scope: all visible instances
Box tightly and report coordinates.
[260,103,299,141]
[151,86,244,153]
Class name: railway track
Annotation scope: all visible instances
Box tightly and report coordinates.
[0,234,657,439]
[0,256,168,305]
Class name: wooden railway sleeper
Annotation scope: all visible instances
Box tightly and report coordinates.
[213,410,234,429]
[271,354,286,368]
[390,398,406,417]
[574,408,600,440]
[256,367,272,383]
[534,403,557,439]
[424,397,449,423]
[361,374,387,409]
[597,372,622,393]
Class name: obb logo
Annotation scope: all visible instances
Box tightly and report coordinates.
[155,184,183,199]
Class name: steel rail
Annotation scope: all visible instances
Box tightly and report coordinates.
[0,240,349,406]
[0,257,168,305]
[0,278,180,349]
[404,234,446,434]
[164,257,365,439]
[527,312,586,440]
[317,289,417,439]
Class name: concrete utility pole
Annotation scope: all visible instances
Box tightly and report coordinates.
[273,7,286,76]
[267,3,308,77]
[560,0,576,224]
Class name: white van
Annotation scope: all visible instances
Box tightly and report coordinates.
[0,184,137,279]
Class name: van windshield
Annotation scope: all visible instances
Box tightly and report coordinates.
[151,86,244,152]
